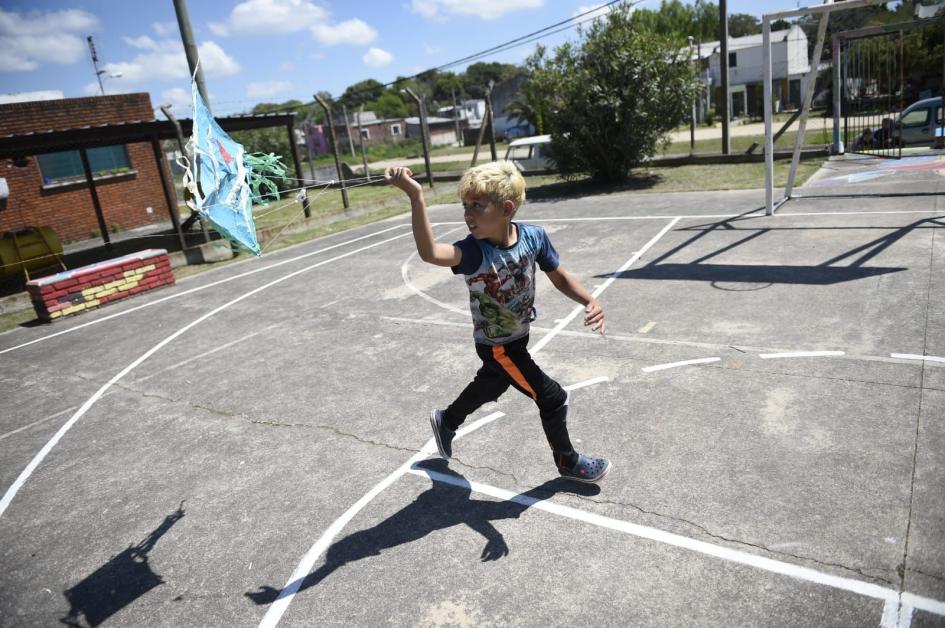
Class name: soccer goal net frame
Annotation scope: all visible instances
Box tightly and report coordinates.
[763,0,894,215]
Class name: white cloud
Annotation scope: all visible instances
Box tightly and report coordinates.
[0,8,100,72]
[102,38,240,84]
[247,80,293,98]
[411,0,543,20]
[212,0,328,35]
[311,18,377,46]
[311,52,326,60]
[152,21,178,37]
[208,22,229,37]
[363,47,393,68]
[158,87,192,112]
[123,35,160,51]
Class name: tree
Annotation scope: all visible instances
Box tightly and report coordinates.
[504,74,546,135]
[463,62,523,97]
[528,3,698,183]
[339,79,385,109]
[728,13,760,38]
[368,90,409,119]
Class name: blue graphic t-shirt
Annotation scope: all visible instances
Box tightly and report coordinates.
[451,222,560,345]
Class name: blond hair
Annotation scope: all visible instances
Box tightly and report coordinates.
[458,161,526,211]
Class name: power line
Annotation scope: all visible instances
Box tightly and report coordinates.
[210,0,629,117]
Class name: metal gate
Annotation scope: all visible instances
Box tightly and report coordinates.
[840,29,904,159]
[838,16,945,159]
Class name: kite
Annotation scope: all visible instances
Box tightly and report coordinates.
[181,80,287,256]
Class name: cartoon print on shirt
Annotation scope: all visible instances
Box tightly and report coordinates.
[467,255,535,340]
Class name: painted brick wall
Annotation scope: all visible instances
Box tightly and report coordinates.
[0,94,176,243]
[26,249,175,322]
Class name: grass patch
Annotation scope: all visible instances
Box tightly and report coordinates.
[661,127,832,156]
[0,308,38,334]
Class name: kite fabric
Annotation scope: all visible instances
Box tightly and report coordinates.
[181,81,288,256]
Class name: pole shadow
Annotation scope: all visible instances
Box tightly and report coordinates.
[61,503,185,627]
[595,214,944,288]
[245,459,599,606]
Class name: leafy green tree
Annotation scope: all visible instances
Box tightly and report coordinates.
[339,79,386,108]
[463,62,523,96]
[368,91,409,119]
[728,13,760,37]
[528,4,698,183]
[504,77,546,134]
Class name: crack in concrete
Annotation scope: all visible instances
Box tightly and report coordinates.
[570,493,896,586]
[446,457,520,485]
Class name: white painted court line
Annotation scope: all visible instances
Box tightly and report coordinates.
[258,377,609,628]
[881,598,914,628]
[406,466,945,624]
[0,230,416,519]
[642,357,721,373]
[890,353,945,364]
[400,225,469,317]
[0,224,410,357]
[530,217,681,355]
[759,351,846,359]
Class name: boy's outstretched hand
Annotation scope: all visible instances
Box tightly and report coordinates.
[385,166,422,198]
[584,299,605,335]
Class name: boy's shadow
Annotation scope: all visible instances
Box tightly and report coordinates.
[246,459,599,605]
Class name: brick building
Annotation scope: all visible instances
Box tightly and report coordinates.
[0,93,172,243]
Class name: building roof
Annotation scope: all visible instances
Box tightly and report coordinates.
[0,111,298,159]
[699,26,802,56]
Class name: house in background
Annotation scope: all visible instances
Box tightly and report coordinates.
[405,116,461,146]
[0,93,173,243]
[700,24,811,118]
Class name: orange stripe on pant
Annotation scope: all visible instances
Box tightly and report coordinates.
[492,345,537,400]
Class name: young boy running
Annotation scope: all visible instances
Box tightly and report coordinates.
[386,161,611,483]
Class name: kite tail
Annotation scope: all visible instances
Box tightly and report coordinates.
[243,152,288,205]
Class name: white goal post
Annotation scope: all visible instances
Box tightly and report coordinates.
[763,0,893,215]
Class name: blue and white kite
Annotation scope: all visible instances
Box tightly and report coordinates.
[182,81,286,256]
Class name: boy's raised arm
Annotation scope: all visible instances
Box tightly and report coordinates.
[385,166,462,267]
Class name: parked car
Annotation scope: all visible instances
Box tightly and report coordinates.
[504,135,554,172]
[894,97,943,146]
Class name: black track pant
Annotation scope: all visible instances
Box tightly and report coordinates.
[441,335,578,469]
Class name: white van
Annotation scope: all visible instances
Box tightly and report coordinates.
[504,135,554,172]
[895,97,943,146]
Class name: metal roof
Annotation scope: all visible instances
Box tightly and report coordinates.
[0,111,297,159]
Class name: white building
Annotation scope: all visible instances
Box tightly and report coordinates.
[700,25,810,118]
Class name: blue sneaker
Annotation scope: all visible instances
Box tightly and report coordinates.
[429,409,455,459]
[558,454,611,483]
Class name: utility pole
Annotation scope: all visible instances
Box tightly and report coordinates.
[342,104,356,158]
[689,36,696,154]
[452,87,463,147]
[87,36,106,96]
[314,93,349,208]
[357,104,371,182]
[173,0,209,109]
[484,80,497,162]
[160,104,210,244]
[402,87,434,189]
[720,0,731,154]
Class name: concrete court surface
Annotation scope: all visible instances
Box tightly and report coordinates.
[0,155,943,627]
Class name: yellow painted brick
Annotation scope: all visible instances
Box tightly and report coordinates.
[124,264,155,279]
[63,304,87,315]
[99,288,118,297]
[50,311,62,319]
[117,282,137,292]
[82,286,103,298]
[104,279,127,290]
[86,299,100,308]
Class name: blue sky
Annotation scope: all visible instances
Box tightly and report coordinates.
[1,0,801,116]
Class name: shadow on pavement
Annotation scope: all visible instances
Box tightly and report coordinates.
[61,502,185,627]
[245,459,599,605]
